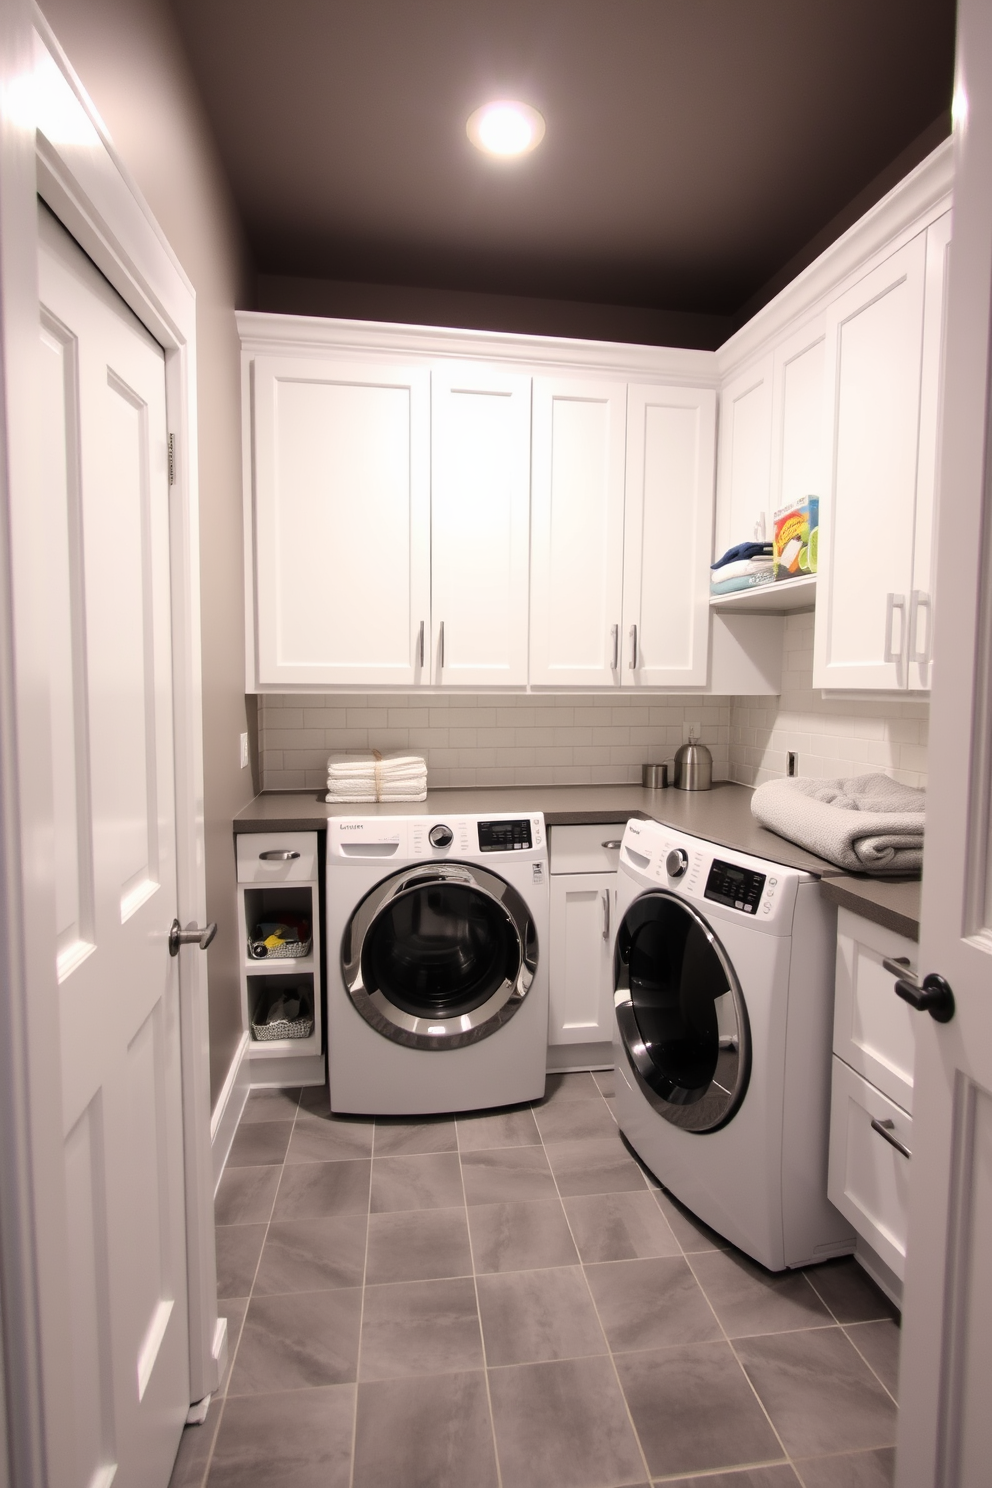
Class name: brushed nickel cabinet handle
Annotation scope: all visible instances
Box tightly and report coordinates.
[602,888,611,941]
[601,840,622,850]
[611,624,619,671]
[419,620,425,667]
[629,623,638,670]
[871,1117,911,1160]
[439,620,445,669]
[259,850,300,861]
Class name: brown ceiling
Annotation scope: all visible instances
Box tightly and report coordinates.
[169,0,955,322]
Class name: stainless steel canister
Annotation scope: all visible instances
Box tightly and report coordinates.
[641,763,669,789]
[672,740,713,791]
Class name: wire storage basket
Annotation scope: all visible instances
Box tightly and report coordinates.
[248,919,312,960]
[251,986,314,1042]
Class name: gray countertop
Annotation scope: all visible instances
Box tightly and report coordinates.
[234,782,922,934]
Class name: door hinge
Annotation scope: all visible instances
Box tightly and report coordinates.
[168,433,176,486]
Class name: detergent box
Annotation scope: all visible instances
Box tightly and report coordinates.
[773,496,818,581]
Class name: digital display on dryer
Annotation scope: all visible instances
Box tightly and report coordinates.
[478,819,532,852]
[704,859,766,914]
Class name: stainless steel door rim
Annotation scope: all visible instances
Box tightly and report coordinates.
[341,862,537,1050]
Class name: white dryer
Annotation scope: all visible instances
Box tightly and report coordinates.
[613,816,854,1271]
[326,812,549,1115]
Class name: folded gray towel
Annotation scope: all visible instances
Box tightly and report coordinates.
[751,773,925,876]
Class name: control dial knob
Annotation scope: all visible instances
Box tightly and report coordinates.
[429,823,453,848]
[666,848,689,879]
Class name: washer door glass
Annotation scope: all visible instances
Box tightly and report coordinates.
[614,890,750,1132]
[365,881,518,1019]
[342,865,537,1051]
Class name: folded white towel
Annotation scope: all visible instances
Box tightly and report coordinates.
[711,557,774,582]
[327,752,427,779]
[326,778,427,797]
[751,773,924,876]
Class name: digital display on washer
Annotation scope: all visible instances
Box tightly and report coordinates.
[704,858,766,914]
[478,819,532,853]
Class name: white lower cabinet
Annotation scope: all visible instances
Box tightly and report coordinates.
[827,908,917,1282]
[548,825,624,1063]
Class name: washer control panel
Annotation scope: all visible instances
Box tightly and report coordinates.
[478,818,533,853]
[704,858,766,915]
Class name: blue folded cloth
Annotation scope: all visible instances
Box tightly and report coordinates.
[711,541,773,570]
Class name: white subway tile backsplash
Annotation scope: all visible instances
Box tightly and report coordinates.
[257,614,928,793]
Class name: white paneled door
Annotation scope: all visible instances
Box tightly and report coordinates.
[529,378,627,688]
[622,383,716,688]
[252,354,431,686]
[430,365,531,686]
[39,206,189,1488]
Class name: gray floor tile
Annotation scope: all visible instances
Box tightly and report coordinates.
[457,1106,542,1151]
[659,1469,800,1487]
[272,1159,371,1220]
[366,1207,472,1283]
[688,1248,833,1338]
[546,1137,646,1196]
[534,1099,619,1144]
[370,1151,464,1211]
[359,1276,483,1380]
[794,1447,895,1487]
[804,1258,898,1324]
[214,1165,280,1226]
[478,1266,607,1365]
[297,1083,332,1114]
[461,1146,558,1205]
[373,1114,457,1155]
[218,1298,248,1396]
[253,1214,367,1294]
[287,1112,374,1163]
[353,1370,498,1488]
[169,1405,221,1488]
[541,1072,604,1104]
[239,1088,300,1124]
[215,1224,265,1299]
[207,1384,355,1488]
[734,1328,898,1458]
[616,1340,783,1479]
[489,1355,646,1488]
[592,1069,616,1097]
[226,1119,294,1168]
[586,1256,723,1353]
[228,1288,363,1394]
[564,1191,681,1262]
[653,1185,731,1252]
[469,1198,578,1272]
[843,1320,901,1399]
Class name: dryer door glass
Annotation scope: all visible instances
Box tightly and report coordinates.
[365,882,519,1019]
[614,891,750,1132]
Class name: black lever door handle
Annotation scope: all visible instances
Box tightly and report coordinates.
[894,972,955,1023]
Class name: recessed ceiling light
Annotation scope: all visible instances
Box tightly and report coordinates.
[466,100,545,158]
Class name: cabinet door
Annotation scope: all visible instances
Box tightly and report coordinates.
[621,383,716,687]
[530,378,627,687]
[813,235,928,689]
[908,210,952,690]
[431,365,531,686]
[713,355,773,557]
[828,1056,912,1281]
[252,356,430,686]
[549,872,616,1045]
[771,318,826,518]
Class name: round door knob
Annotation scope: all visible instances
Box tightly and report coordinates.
[666,848,688,879]
[429,824,453,848]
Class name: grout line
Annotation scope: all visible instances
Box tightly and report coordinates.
[457,1107,506,1488]
[840,1323,900,1408]
[347,1111,374,1488]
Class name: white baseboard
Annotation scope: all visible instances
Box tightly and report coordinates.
[210,1031,251,1195]
[547,1041,613,1073]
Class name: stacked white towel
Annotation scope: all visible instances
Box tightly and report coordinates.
[326,752,427,803]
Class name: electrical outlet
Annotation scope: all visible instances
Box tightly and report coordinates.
[240,731,250,769]
[787,751,799,777]
[682,721,702,744]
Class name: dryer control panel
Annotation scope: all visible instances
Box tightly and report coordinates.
[705,859,766,915]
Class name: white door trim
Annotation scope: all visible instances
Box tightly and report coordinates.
[0,8,219,1478]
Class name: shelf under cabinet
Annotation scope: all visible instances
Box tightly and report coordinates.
[709,574,816,614]
[244,954,315,976]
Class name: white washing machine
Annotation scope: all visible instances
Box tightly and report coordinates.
[326,812,549,1115]
[613,816,854,1271]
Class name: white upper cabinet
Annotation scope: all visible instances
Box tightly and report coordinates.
[714,356,773,555]
[622,383,716,687]
[813,232,932,689]
[771,318,826,516]
[252,355,430,687]
[430,365,532,687]
[529,378,627,687]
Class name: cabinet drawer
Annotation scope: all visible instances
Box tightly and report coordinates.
[833,908,917,1112]
[549,823,627,875]
[237,832,318,884]
[828,1056,912,1280]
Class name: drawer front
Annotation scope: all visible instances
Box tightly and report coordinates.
[549,822,627,875]
[828,1056,912,1280]
[237,831,318,883]
[833,908,917,1112]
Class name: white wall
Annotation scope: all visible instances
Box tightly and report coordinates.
[729,613,929,788]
